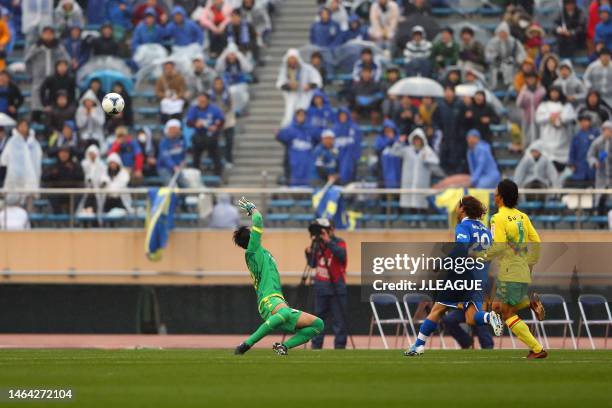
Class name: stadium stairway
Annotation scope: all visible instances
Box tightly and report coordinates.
[227,0,319,186]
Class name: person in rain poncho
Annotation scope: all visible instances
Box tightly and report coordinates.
[374,119,401,188]
[131,7,163,54]
[535,86,577,170]
[0,193,30,230]
[313,129,339,183]
[310,7,341,48]
[209,193,240,229]
[276,109,317,186]
[567,114,598,187]
[276,48,322,127]
[553,59,587,105]
[215,42,253,113]
[306,89,335,138]
[390,127,441,210]
[21,0,53,43]
[485,21,526,90]
[514,140,560,189]
[80,144,107,213]
[368,0,400,48]
[0,120,42,194]
[341,13,369,43]
[587,120,612,214]
[76,89,106,152]
[466,128,500,189]
[516,71,546,149]
[584,48,612,108]
[577,89,612,129]
[53,0,84,37]
[332,107,362,185]
[163,5,203,47]
[24,26,69,121]
[102,152,132,213]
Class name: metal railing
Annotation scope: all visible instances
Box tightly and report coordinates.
[1,187,611,230]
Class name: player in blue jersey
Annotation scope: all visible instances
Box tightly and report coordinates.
[405,196,504,356]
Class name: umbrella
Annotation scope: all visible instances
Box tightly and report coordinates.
[77,56,132,86]
[298,44,334,71]
[333,40,387,74]
[388,77,444,98]
[80,70,134,94]
[454,84,505,115]
[450,22,490,46]
[442,64,487,84]
[0,113,16,127]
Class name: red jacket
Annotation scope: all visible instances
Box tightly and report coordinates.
[309,237,347,283]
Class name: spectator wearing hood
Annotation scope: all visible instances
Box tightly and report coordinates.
[226,9,259,63]
[240,0,272,44]
[514,141,560,189]
[0,71,23,120]
[403,26,432,77]
[554,0,586,58]
[42,145,84,214]
[350,66,384,119]
[106,0,133,30]
[215,42,254,90]
[199,0,232,56]
[485,21,526,90]
[39,59,76,109]
[587,120,612,214]
[535,86,577,170]
[80,143,107,214]
[307,89,335,138]
[63,25,89,70]
[102,152,132,213]
[46,91,76,135]
[135,127,158,177]
[209,193,240,229]
[24,26,69,122]
[54,0,84,37]
[164,5,204,47]
[327,0,349,30]
[513,57,537,94]
[209,76,236,166]
[584,48,612,107]
[157,119,186,184]
[436,86,466,175]
[587,0,606,53]
[368,0,400,48]
[553,59,586,105]
[464,90,499,144]
[188,54,217,98]
[310,7,341,49]
[595,5,612,51]
[431,27,459,74]
[186,92,225,175]
[577,90,612,128]
[390,128,441,210]
[276,48,322,126]
[458,26,485,73]
[75,89,106,151]
[466,129,500,189]
[132,0,167,26]
[341,14,368,43]
[110,126,144,182]
[352,48,382,82]
[276,109,317,186]
[516,72,546,149]
[539,53,560,90]
[90,23,120,57]
[131,7,162,53]
[313,129,339,183]
[375,119,402,188]
[0,120,42,194]
[0,194,30,230]
[48,120,80,158]
[567,114,598,187]
[332,108,362,184]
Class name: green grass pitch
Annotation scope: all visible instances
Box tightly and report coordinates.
[0,349,611,408]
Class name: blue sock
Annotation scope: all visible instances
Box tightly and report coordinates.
[415,319,438,347]
[474,311,490,326]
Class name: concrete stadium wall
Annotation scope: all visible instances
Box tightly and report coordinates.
[1,229,612,285]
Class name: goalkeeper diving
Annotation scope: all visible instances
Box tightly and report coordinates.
[233,197,324,356]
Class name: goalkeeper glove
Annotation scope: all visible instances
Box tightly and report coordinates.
[238,196,256,215]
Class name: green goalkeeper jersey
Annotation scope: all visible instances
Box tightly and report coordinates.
[245,212,285,317]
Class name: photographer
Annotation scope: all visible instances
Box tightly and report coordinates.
[305,218,348,349]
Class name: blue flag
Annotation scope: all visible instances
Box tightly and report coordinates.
[312,185,361,230]
[145,187,178,261]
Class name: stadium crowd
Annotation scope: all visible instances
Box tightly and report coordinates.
[275,0,612,217]
[0,0,278,220]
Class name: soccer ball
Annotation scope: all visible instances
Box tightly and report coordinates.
[102,92,125,115]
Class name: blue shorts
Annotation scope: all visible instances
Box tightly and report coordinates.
[436,301,483,311]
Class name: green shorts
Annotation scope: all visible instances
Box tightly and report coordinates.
[259,296,302,333]
[496,280,529,306]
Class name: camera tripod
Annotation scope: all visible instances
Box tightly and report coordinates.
[281,238,356,349]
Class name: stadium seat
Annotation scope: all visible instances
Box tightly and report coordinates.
[577,294,612,350]
[368,293,410,349]
[266,213,290,224]
[588,215,608,226]
[519,201,543,211]
[399,214,423,223]
[268,199,295,209]
[292,213,315,223]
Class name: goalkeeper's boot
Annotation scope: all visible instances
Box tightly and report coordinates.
[489,310,504,336]
[404,344,424,357]
[234,342,251,355]
[272,342,288,356]
[530,292,546,321]
[526,349,548,359]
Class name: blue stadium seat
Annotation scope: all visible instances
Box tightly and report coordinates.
[295,199,312,209]
[135,107,159,116]
[269,199,295,208]
[562,215,589,225]
[176,213,199,223]
[202,175,221,186]
[519,201,543,211]
[47,214,71,222]
[589,215,608,225]
[491,124,509,134]
[29,213,46,223]
[399,214,423,223]
[292,213,315,222]
[533,215,562,224]
[267,213,290,223]
[543,201,566,211]
[371,214,399,223]
[426,214,448,223]
[498,158,519,169]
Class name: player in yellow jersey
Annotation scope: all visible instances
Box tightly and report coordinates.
[489,179,548,359]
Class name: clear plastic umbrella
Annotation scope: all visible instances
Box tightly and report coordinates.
[450,22,490,46]
[77,56,132,86]
[454,84,505,115]
[298,44,334,71]
[333,39,388,74]
[388,77,444,98]
[133,43,168,70]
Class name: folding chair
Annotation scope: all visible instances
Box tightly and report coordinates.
[368,294,411,349]
[532,294,577,350]
[577,294,612,350]
[402,293,448,349]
